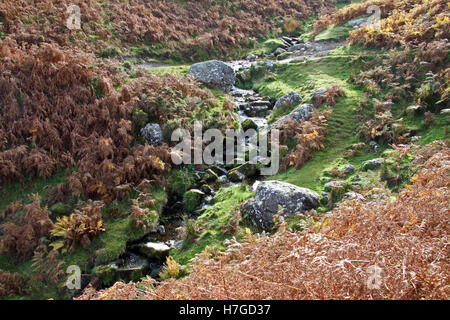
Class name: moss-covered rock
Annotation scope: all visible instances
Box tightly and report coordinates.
[183,189,206,212]
[92,265,116,287]
[202,169,219,183]
[362,158,385,171]
[227,163,259,182]
[241,118,258,131]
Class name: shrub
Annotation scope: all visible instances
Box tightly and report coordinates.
[50,201,105,251]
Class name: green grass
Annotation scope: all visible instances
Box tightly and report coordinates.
[250,53,374,193]
[314,23,353,42]
[0,170,67,213]
[0,178,167,299]
[171,185,254,265]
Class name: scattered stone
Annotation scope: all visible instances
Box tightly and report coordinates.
[274,47,286,56]
[362,158,385,171]
[273,91,302,110]
[156,225,166,235]
[141,123,163,145]
[265,60,275,69]
[277,52,291,60]
[187,60,236,92]
[324,181,346,192]
[341,164,355,175]
[217,175,230,184]
[241,118,259,131]
[246,54,257,61]
[202,169,219,183]
[227,170,246,182]
[369,141,381,154]
[201,184,214,195]
[310,88,328,105]
[241,180,320,230]
[208,165,228,177]
[343,191,365,201]
[287,43,306,52]
[227,163,258,182]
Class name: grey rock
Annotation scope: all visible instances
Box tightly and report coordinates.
[343,191,364,201]
[440,109,450,114]
[141,123,163,145]
[188,60,236,92]
[370,141,380,154]
[201,184,214,195]
[324,181,346,192]
[156,225,166,235]
[342,164,355,175]
[209,165,228,177]
[274,91,302,110]
[272,104,314,129]
[277,52,291,60]
[311,88,328,105]
[287,43,306,52]
[242,181,320,230]
[241,118,259,131]
[227,170,245,182]
[348,18,369,27]
[362,158,385,171]
[246,54,257,61]
[227,163,258,182]
[203,169,219,183]
[265,60,275,69]
[274,47,286,56]
[138,242,171,260]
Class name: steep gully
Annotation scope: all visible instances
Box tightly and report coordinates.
[88,38,345,292]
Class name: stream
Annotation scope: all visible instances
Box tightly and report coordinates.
[89,38,345,292]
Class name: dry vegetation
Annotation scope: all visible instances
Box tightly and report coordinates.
[77,145,450,300]
[314,0,449,48]
[0,0,334,59]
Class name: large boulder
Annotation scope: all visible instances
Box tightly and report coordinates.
[242,180,320,230]
[187,60,236,92]
[141,123,163,145]
[273,91,302,110]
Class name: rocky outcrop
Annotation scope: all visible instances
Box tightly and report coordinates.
[272,104,314,129]
[273,91,302,110]
[241,180,320,230]
[187,60,236,92]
